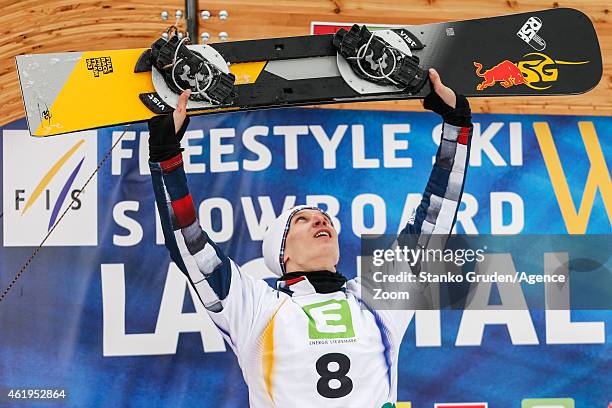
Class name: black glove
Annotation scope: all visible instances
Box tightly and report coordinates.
[424,89,472,128]
[148,114,190,162]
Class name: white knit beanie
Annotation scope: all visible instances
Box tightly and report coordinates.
[262,205,333,277]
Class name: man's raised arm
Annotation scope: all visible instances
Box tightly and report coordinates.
[346,70,473,342]
[148,90,232,313]
[147,91,278,351]
[399,68,473,248]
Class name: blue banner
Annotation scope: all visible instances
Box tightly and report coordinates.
[1,108,610,407]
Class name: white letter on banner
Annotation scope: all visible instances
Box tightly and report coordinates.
[210,128,238,172]
[155,204,164,245]
[454,193,479,234]
[243,126,272,171]
[182,130,206,173]
[352,194,386,235]
[113,201,143,246]
[309,125,347,169]
[273,125,309,170]
[112,131,135,175]
[199,198,233,242]
[470,122,506,166]
[509,122,523,166]
[155,263,226,353]
[383,124,412,168]
[139,131,151,175]
[456,253,539,346]
[545,252,605,344]
[490,192,524,234]
[102,263,158,356]
[352,125,380,168]
[306,195,341,234]
[101,263,226,356]
[402,310,442,347]
[241,196,297,241]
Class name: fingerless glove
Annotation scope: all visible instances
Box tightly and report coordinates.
[148,114,190,162]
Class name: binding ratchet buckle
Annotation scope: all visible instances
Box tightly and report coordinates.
[333,24,428,93]
[150,26,235,105]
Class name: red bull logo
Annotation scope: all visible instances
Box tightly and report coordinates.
[474,60,527,90]
[474,53,589,91]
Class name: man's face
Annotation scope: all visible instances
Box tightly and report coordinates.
[283,209,339,273]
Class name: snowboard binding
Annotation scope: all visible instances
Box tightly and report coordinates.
[333,25,428,93]
[149,27,235,105]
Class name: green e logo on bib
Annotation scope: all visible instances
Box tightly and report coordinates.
[302,299,355,339]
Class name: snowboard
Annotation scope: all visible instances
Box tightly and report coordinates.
[16,7,601,137]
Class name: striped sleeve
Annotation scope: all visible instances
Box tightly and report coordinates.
[367,122,473,340]
[150,153,281,352]
[399,123,472,250]
[149,153,231,312]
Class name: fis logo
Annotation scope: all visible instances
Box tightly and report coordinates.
[474,53,588,91]
[3,130,98,246]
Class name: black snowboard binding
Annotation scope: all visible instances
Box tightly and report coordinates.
[333,25,428,94]
[149,27,235,105]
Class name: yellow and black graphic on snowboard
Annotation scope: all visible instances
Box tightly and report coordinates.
[16,49,266,137]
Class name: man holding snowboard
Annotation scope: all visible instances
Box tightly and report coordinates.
[148,68,472,407]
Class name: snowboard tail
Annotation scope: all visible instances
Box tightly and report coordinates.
[16,50,274,137]
[16,7,602,137]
